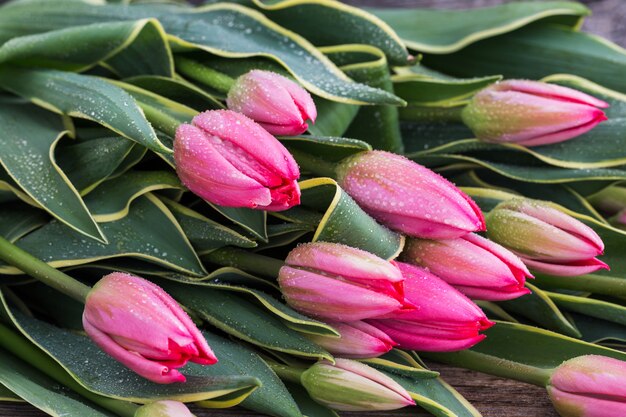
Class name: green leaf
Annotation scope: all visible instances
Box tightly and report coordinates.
[567,312,626,345]
[496,283,581,338]
[368,1,588,53]
[0,1,403,105]
[0,202,48,242]
[209,204,269,243]
[0,349,118,417]
[280,135,371,163]
[324,45,403,152]
[547,291,626,327]
[0,100,104,242]
[423,23,626,95]
[56,136,137,194]
[0,67,171,154]
[308,97,359,138]
[156,278,333,361]
[0,194,206,277]
[245,0,410,65]
[0,296,260,404]
[363,349,440,380]
[0,19,173,77]
[84,171,183,222]
[201,332,302,417]
[125,75,223,111]
[295,178,404,260]
[163,198,257,255]
[284,382,338,417]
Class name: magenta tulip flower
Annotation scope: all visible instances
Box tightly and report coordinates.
[486,199,608,276]
[548,355,626,417]
[368,262,493,352]
[227,70,317,136]
[402,233,532,301]
[307,321,396,359]
[174,110,300,211]
[462,80,609,147]
[336,151,485,239]
[83,272,217,384]
[277,242,415,321]
[301,359,415,411]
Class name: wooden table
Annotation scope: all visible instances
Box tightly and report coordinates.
[0,363,559,417]
[0,0,617,416]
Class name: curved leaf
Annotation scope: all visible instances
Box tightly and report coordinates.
[125,75,223,111]
[0,202,48,242]
[547,291,626,327]
[0,195,206,277]
[246,0,409,65]
[0,67,171,153]
[0,100,103,242]
[0,19,173,77]
[368,1,587,53]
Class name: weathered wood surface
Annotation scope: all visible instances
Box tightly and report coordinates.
[0,0,620,416]
[0,363,558,417]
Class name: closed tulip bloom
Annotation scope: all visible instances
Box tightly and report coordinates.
[135,401,196,417]
[307,321,396,359]
[336,151,485,239]
[278,242,415,321]
[83,273,217,384]
[548,355,626,417]
[368,262,494,352]
[462,80,609,147]
[174,110,300,211]
[227,70,317,136]
[402,233,532,301]
[486,199,608,276]
[301,358,415,411]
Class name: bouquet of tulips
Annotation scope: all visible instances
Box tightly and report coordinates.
[1,0,626,416]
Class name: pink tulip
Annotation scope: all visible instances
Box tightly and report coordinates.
[548,355,626,417]
[135,401,197,417]
[226,70,317,136]
[307,321,396,359]
[486,198,608,276]
[301,359,415,411]
[402,233,532,301]
[368,262,494,352]
[277,242,415,321]
[462,80,609,147]
[174,110,300,211]
[336,151,485,239]
[83,272,217,384]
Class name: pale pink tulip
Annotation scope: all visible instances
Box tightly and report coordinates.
[402,233,532,301]
[336,151,485,239]
[462,80,609,147]
[548,355,626,417]
[135,401,197,417]
[83,272,217,384]
[307,321,396,359]
[174,110,300,211]
[487,199,608,276]
[227,70,316,135]
[277,242,414,321]
[368,262,494,352]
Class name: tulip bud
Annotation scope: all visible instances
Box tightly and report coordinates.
[227,70,317,136]
[277,242,415,321]
[462,80,609,147]
[83,272,217,384]
[547,355,626,417]
[174,110,300,211]
[301,358,415,411]
[135,401,196,417]
[336,151,485,239]
[306,321,396,359]
[486,198,608,276]
[368,262,494,352]
[588,186,626,215]
[402,233,532,301]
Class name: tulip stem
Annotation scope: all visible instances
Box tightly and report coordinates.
[423,350,553,387]
[268,363,305,384]
[287,149,338,179]
[203,247,284,277]
[0,323,138,417]
[0,235,90,303]
[176,57,235,93]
